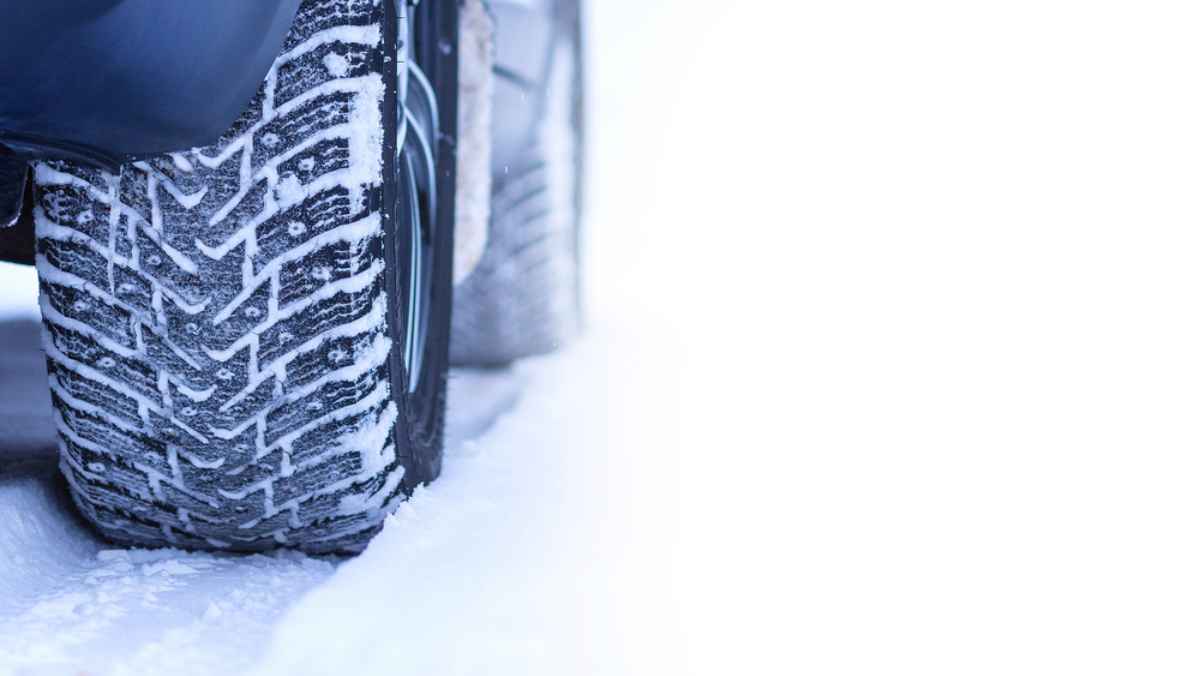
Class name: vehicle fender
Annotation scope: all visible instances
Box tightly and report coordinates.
[0,0,302,167]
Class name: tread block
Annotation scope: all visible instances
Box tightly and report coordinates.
[46,325,159,402]
[37,183,110,243]
[254,187,364,275]
[279,235,374,310]
[113,265,155,316]
[277,41,373,109]
[40,239,110,294]
[284,329,381,394]
[188,179,269,252]
[289,401,386,468]
[273,451,364,506]
[283,0,377,53]
[40,282,136,349]
[55,393,167,461]
[265,365,384,446]
[252,91,356,171]
[258,276,381,367]
[278,138,353,188]
[48,361,142,427]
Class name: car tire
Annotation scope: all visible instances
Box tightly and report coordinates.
[450,0,585,366]
[30,0,454,555]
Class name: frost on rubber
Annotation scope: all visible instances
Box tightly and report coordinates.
[32,0,409,554]
[450,0,585,366]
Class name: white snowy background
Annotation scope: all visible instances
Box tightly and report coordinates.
[8,0,1200,674]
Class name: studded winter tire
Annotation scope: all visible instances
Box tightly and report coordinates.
[30,0,456,554]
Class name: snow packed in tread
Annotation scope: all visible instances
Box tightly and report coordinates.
[32,0,404,554]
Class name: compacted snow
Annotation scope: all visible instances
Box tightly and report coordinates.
[0,259,680,675]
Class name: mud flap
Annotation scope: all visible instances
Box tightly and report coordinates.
[0,149,27,230]
[0,1,302,163]
[0,148,33,265]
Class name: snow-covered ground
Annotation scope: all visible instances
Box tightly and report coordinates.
[0,255,682,676]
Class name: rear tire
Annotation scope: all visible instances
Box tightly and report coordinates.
[450,0,585,365]
[31,0,452,554]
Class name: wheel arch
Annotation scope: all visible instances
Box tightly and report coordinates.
[0,0,302,168]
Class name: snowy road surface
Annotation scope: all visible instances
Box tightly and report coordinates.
[0,261,681,675]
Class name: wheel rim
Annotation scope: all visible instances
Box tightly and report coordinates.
[396,2,440,395]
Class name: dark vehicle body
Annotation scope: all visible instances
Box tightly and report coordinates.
[0,0,301,260]
[0,0,458,268]
[0,0,302,166]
